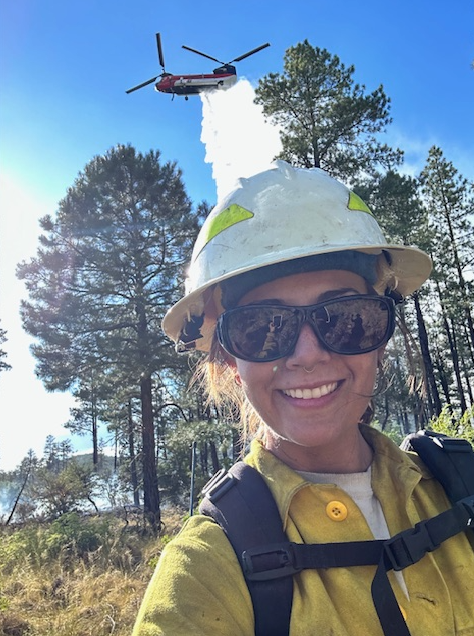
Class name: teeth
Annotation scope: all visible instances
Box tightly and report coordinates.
[283,382,338,399]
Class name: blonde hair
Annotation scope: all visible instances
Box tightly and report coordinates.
[193,335,264,448]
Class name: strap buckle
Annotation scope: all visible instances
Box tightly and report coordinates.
[243,543,300,581]
[383,495,474,572]
[383,520,438,571]
[201,469,235,503]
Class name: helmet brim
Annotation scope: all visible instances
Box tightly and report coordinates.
[162,243,432,352]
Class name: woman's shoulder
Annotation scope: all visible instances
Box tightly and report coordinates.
[171,511,235,553]
[132,513,254,635]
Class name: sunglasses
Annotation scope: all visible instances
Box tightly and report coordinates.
[216,295,395,363]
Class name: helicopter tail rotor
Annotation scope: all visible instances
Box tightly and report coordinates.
[126,32,169,94]
[156,32,166,71]
[126,76,160,94]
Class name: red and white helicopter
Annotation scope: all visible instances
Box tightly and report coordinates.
[126,33,270,99]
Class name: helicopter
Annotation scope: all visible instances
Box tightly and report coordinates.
[126,33,270,99]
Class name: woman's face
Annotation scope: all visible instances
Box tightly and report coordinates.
[232,270,385,472]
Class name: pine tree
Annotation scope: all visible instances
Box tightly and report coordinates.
[255,40,402,179]
[17,144,203,526]
[420,146,474,413]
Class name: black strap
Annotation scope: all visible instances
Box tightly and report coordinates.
[372,494,474,636]
[200,434,474,636]
[199,462,293,636]
[241,493,474,636]
[243,540,384,579]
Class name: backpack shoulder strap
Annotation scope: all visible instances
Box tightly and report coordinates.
[402,429,474,503]
[199,462,293,636]
[199,447,474,636]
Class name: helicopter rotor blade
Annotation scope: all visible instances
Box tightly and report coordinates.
[182,44,223,65]
[126,76,159,94]
[156,33,166,71]
[230,42,271,63]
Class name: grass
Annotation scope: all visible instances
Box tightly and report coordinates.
[0,507,186,636]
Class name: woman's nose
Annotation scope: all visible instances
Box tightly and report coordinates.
[285,322,332,369]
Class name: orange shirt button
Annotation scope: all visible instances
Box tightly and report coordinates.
[326,501,348,521]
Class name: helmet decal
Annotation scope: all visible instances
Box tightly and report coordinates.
[193,204,254,260]
[348,191,373,215]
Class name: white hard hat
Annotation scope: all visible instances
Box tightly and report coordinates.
[163,161,432,352]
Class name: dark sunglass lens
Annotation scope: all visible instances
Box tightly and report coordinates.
[225,307,297,361]
[315,298,390,353]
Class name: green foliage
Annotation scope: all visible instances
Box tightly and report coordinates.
[0,523,48,571]
[157,416,235,504]
[354,170,432,251]
[372,419,405,446]
[0,512,149,574]
[25,460,100,518]
[17,144,199,391]
[354,153,474,426]
[428,405,474,446]
[419,147,474,415]
[45,512,109,558]
[255,40,402,179]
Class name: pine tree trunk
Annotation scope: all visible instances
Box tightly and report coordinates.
[141,375,161,529]
[413,292,442,417]
[128,399,140,507]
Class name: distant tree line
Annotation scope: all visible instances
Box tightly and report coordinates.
[9,41,473,525]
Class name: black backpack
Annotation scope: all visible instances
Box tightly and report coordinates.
[200,430,474,636]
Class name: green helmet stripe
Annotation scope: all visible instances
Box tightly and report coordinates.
[348,191,373,215]
[193,204,254,259]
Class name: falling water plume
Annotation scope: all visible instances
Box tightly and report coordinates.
[200,79,282,201]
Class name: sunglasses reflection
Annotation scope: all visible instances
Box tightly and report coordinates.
[257,307,369,360]
[256,317,282,359]
[226,296,392,362]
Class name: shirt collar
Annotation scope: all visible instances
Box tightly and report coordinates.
[244,425,432,529]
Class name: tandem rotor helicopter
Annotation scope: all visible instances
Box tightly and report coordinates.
[126,33,270,99]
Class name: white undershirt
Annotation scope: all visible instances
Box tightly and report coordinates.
[297,466,409,598]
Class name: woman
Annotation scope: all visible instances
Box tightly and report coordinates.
[132,162,474,636]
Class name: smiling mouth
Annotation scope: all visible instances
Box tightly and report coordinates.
[282,382,338,400]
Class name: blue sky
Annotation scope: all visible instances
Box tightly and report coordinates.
[1,0,473,471]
